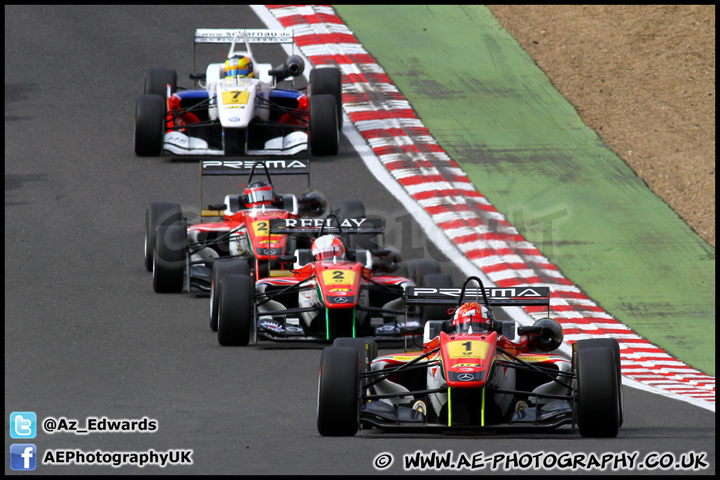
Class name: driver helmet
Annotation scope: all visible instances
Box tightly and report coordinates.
[225,55,254,79]
[451,302,491,334]
[244,180,275,208]
[311,234,346,261]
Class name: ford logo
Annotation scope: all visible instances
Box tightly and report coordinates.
[457,373,475,381]
[229,116,241,122]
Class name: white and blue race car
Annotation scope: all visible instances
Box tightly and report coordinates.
[134,29,342,157]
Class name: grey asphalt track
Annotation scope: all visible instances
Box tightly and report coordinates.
[5,5,714,475]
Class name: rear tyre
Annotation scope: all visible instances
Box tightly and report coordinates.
[134,94,165,156]
[210,259,251,331]
[575,345,621,437]
[330,200,365,220]
[330,200,376,250]
[575,338,623,427]
[317,346,361,436]
[217,274,254,346]
[152,225,186,293]
[419,273,454,322]
[310,67,343,127]
[145,202,182,271]
[309,94,339,156]
[399,258,442,285]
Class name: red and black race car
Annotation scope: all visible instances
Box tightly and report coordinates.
[145,160,326,294]
[316,276,624,438]
[212,216,453,345]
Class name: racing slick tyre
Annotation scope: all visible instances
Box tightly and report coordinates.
[144,67,177,100]
[575,338,624,427]
[575,345,621,437]
[398,258,442,285]
[317,346,361,436]
[134,94,165,156]
[419,273,454,322]
[210,259,251,332]
[217,274,254,346]
[330,200,365,220]
[309,67,343,127]
[309,94,339,156]
[331,337,378,374]
[145,202,182,271]
[152,225,186,293]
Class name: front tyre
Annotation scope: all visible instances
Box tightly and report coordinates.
[575,344,621,437]
[134,94,165,156]
[332,337,378,373]
[144,68,177,100]
[210,259,251,332]
[152,224,186,293]
[144,202,182,271]
[317,346,361,436]
[575,338,623,427]
[217,274,254,346]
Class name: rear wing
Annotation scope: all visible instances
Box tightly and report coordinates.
[199,159,310,217]
[405,286,550,307]
[194,29,294,45]
[193,28,296,72]
[268,217,385,235]
[200,159,309,176]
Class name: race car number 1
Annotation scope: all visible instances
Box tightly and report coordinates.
[447,340,489,360]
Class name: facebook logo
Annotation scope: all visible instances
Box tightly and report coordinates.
[10,412,37,439]
[10,444,37,471]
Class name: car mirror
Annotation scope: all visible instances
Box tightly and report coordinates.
[517,325,543,336]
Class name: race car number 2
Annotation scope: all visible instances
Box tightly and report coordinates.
[322,270,355,286]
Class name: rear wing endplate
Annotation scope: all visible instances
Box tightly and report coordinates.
[405,286,550,307]
[268,217,385,235]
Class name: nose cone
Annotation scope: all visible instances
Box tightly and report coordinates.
[217,82,255,128]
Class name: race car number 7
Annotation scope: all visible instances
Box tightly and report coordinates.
[222,91,250,105]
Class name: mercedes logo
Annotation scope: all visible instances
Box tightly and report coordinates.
[457,373,475,381]
[333,297,349,303]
